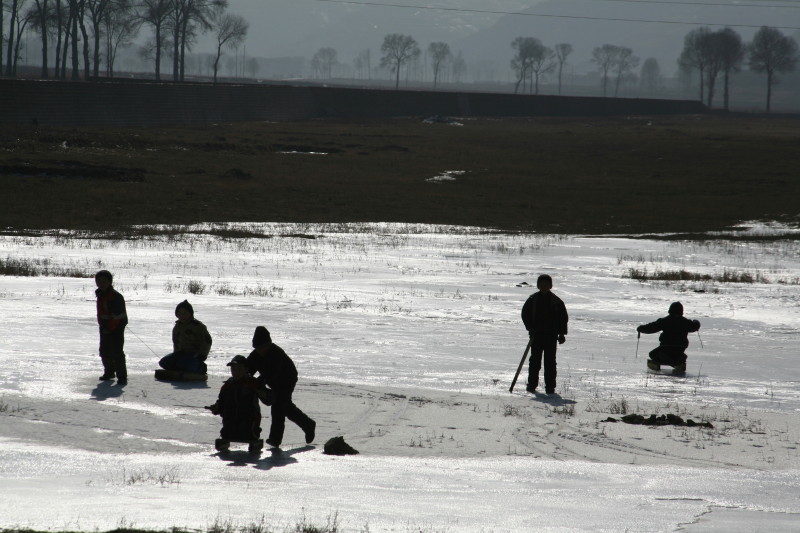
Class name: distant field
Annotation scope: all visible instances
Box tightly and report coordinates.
[1,115,798,234]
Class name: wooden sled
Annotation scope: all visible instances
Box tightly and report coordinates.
[154,368,208,382]
[215,438,263,454]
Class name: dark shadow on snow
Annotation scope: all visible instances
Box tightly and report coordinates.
[214,445,314,469]
[90,380,126,401]
[530,393,577,407]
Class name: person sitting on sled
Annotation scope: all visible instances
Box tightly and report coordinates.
[637,302,701,375]
[205,355,262,453]
[159,300,212,375]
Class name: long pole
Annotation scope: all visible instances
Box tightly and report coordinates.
[636,331,640,359]
[509,339,532,393]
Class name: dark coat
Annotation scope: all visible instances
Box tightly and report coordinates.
[211,375,262,441]
[172,319,212,360]
[638,315,700,350]
[95,287,128,332]
[521,291,568,338]
[245,343,298,394]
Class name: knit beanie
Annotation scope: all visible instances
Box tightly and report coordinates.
[252,326,271,347]
[175,300,194,317]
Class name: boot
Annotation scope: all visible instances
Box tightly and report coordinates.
[647,360,660,371]
[672,364,686,375]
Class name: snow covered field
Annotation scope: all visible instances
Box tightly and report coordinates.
[0,222,798,532]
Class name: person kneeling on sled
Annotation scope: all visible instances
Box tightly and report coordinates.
[159,300,212,375]
[637,302,700,375]
[205,355,262,453]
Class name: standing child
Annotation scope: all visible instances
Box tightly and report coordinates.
[205,355,263,453]
[637,301,701,375]
[245,326,316,448]
[521,274,569,395]
[95,270,128,385]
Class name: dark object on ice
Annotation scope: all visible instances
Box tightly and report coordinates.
[323,436,359,455]
[618,413,713,428]
[154,368,207,381]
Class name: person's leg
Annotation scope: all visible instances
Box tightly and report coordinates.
[112,330,127,382]
[285,399,315,443]
[159,353,177,370]
[527,340,545,392]
[99,330,116,379]
[542,339,558,393]
[268,397,287,446]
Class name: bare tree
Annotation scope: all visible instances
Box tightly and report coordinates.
[353,48,370,80]
[311,46,336,79]
[427,41,450,88]
[103,0,137,77]
[510,36,537,94]
[748,26,797,112]
[715,27,744,110]
[211,11,245,82]
[169,0,226,81]
[613,46,638,97]
[678,27,714,103]
[5,0,25,76]
[528,43,555,95]
[554,43,572,95]
[639,57,661,95]
[1,0,4,75]
[380,33,419,89]
[452,50,466,83]
[10,2,30,74]
[29,0,48,76]
[591,44,620,97]
[137,0,170,79]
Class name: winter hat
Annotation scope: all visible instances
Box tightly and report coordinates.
[175,300,194,317]
[94,270,113,283]
[668,302,684,316]
[227,355,248,367]
[252,326,271,348]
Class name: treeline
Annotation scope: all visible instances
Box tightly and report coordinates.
[0,0,247,82]
[310,26,797,112]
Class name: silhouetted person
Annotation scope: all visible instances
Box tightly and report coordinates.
[159,300,212,374]
[521,274,568,395]
[245,326,316,448]
[95,270,128,385]
[638,301,700,375]
[206,355,262,453]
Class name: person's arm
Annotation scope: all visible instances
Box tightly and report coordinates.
[637,319,662,334]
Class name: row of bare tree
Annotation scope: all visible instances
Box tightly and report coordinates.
[509,26,797,111]
[0,0,247,82]
[679,26,798,112]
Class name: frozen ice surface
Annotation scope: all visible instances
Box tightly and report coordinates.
[0,222,798,532]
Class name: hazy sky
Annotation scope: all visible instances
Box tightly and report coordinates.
[199,0,797,74]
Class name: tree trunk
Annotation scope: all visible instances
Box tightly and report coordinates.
[70,0,79,79]
[79,9,90,79]
[54,0,63,78]
[394,62,400,89]
[154,25,161,80]
[1,0,4,76]
[722,70,730,111]
[766,70,773,113]
[5,0,17,77]
[37,0,49,78]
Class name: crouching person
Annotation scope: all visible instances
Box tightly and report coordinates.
[205,355,262,454]
[159,300,212,375]
[637,301,701,375]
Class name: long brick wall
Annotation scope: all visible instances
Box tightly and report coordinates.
[0,79,706,126]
